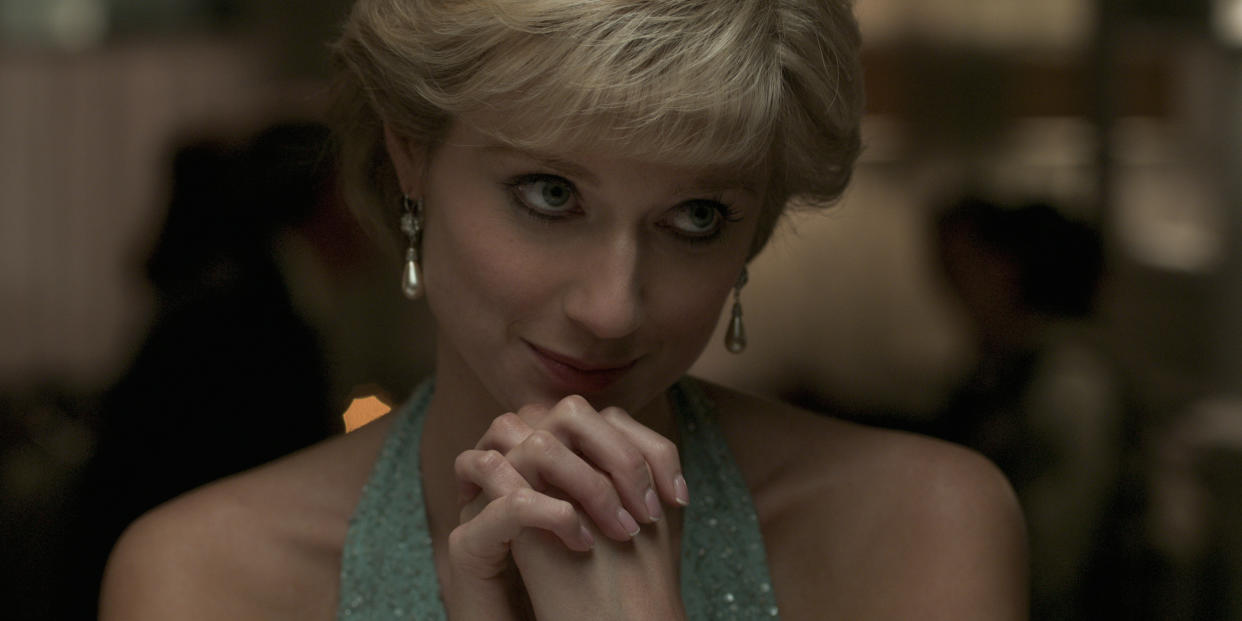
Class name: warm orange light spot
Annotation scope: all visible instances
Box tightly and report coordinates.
[343,395,392,433]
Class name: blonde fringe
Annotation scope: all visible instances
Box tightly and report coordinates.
[331,0,863,258]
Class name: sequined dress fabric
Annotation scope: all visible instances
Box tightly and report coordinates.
[336,377,781,620]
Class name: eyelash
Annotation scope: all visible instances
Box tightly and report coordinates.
[502,173,742,244]
[503,173,577,223]
[667,201,743,246]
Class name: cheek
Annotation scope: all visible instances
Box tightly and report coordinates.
[649,269,736,358]
[421,202,547,333]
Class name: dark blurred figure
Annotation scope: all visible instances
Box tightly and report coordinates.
[1,387,96,621]
[934,196,1121,621]
[58,122,339,620]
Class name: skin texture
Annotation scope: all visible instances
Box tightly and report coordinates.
[100,119,1028,621]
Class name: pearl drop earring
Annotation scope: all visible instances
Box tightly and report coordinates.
[400,195,424,300]
[724,268,748,354]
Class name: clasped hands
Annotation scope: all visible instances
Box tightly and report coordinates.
[445,395,689,620]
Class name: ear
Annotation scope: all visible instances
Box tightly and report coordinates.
[383,124,427,198]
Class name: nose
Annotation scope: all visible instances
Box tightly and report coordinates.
[562,237,643,340]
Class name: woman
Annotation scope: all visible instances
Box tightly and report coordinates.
[101,1,1027,619]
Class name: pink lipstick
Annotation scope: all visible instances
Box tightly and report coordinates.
[526,342,636,394]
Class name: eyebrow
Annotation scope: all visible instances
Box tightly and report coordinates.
[481,142,759,198]
[481,143,601,187]
[677,172,759,199]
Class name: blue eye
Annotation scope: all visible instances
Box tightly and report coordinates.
[665,200,739,242]
[508,174,578,218]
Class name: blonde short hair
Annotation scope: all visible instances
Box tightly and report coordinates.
[330,0,863,258]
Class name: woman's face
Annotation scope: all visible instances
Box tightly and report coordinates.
[402,119,763,415]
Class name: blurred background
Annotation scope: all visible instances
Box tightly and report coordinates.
[2,0,1241,619]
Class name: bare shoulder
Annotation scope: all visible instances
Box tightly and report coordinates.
[100,415,396,621]
[699,380,1028,621]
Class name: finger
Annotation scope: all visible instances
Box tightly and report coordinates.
[474,411,535,453]
[528,395,663,523]
[506,429,642,542]
[600,406,688,507]
[448,488,593,581]
[454,449,529,508]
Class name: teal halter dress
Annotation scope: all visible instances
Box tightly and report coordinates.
[337,378,781,620]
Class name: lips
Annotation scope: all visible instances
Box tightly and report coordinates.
[526,341,637,394]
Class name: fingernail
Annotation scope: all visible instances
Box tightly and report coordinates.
[579,524,595,548]
[673,474,689,506]
[617,508,641,537]
[644,488,662,522]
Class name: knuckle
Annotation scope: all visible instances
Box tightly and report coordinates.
[556,394,592,417]
[477,449,505,473]
[523,429,559,456]
[515,403,548,422]
[551,499,576,524]
[453,450,472,472]
[490,412,523,436]
[649,439,679,467]
[447,524,470,551]
[600,406,630,421]
[508,488,538,512]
